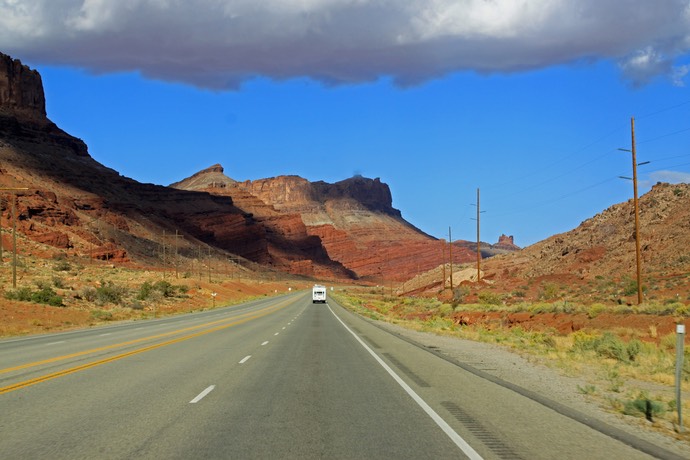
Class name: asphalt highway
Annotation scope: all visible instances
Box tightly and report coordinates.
[0,292,679,459]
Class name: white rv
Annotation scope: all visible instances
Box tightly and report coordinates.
[312,285,327,303]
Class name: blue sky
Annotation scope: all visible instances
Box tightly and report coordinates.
[3,1,690,247]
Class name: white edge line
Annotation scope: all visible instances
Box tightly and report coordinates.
[46,341,66,345]
[327,304,484,460]
[239,355,251,364]
[190,385,215,403]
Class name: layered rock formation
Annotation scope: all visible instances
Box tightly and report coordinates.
[173,166,508,281]
[1,51,517,282]
[0,53,352,278]
[0,52,46,120]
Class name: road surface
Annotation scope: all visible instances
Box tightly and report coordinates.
[0,292,682,459]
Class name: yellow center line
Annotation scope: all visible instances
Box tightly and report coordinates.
[0,297,298,394]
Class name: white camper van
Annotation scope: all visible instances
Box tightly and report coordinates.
[312,285,327,303]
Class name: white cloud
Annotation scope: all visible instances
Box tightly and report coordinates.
[648,170,690,184]
[1,0,689,89]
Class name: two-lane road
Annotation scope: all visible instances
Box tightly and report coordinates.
[0,293,682,459]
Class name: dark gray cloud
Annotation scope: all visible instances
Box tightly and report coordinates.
[1,0,689,89]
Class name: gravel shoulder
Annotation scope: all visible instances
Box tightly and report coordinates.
[373,319,690,459]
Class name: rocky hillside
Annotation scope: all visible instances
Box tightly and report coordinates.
[474,182,690,303]
[0,52,352,279]
[1,51,518,282]
[172,165,520,281]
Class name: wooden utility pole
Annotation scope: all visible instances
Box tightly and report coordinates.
[0,188,28,288]
[12,196,17,287]
[630,117,643,305]
[619,117,645,305]
[476,188,481,282]
[448,226,453,291]
[441,240,446,289]
[162,230,167,279]
[207,245,212,283]
[174,229,180,279]
[0,195,3,261]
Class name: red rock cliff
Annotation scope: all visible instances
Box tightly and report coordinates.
[0,52,46,120]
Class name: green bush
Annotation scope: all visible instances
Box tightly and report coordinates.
[53,260,71,272]
[137,280,187,301]
[31,287,64,307]
[5,287,33,302]
[571,332,642,363]
[478,291,502,306]
[5,286,63,307]
[136,281,154,301]
[95,281,127,305]
[623,398,665,418]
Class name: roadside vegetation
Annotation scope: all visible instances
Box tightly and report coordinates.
[0,251,304,336]
[331,287,690,437]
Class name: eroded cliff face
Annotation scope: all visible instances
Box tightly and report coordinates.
[173,168,450,280]
[0,53,355,277]
[0,52,46,120]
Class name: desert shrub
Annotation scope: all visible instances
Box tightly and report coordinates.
[623,397,665,419]
[511,289,526,298]
[5,286,63,307]
[95,281,127,305]
[587,303,607,319]
[575,333,643,363]
[540,282,560,300]
[621,278,646,297]
[5,287,33,302]
[438,303,454,316]
[478,291,502,306]
[452,286,470,304]
[80,286,97,302]
[626,339,643,362]
[31,286,64,307]
[52,276,67,289]
[53,259,71,272]
[594,333,629,362]
[136,281,155,301]
[153,280,185,297]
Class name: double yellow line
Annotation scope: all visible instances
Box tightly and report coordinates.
[0,297,296,395]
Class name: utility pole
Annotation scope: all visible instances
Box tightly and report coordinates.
[448,226,453,291]
[471,188,486,282]
[0,188,28,288]
[619,117,647,305]
[630,118,643,306]
[477,189,481,281]
[207,245,212,283]
[0,195,3,261]
[173,229,183,279]
[441,240,446,289]
[12,196,17,288]
[162,230,167,279]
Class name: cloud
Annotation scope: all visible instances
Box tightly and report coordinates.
[1,0,689,89]
[648,170,690,184]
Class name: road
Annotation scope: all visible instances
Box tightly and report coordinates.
[0,292,682,459]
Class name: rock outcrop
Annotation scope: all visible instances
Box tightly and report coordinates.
[0,52,354,278]
[175,167,485,281]
[0,52,46,120]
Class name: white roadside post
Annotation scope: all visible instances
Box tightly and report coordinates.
[676,324,686,432]
[211,292,217,309]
